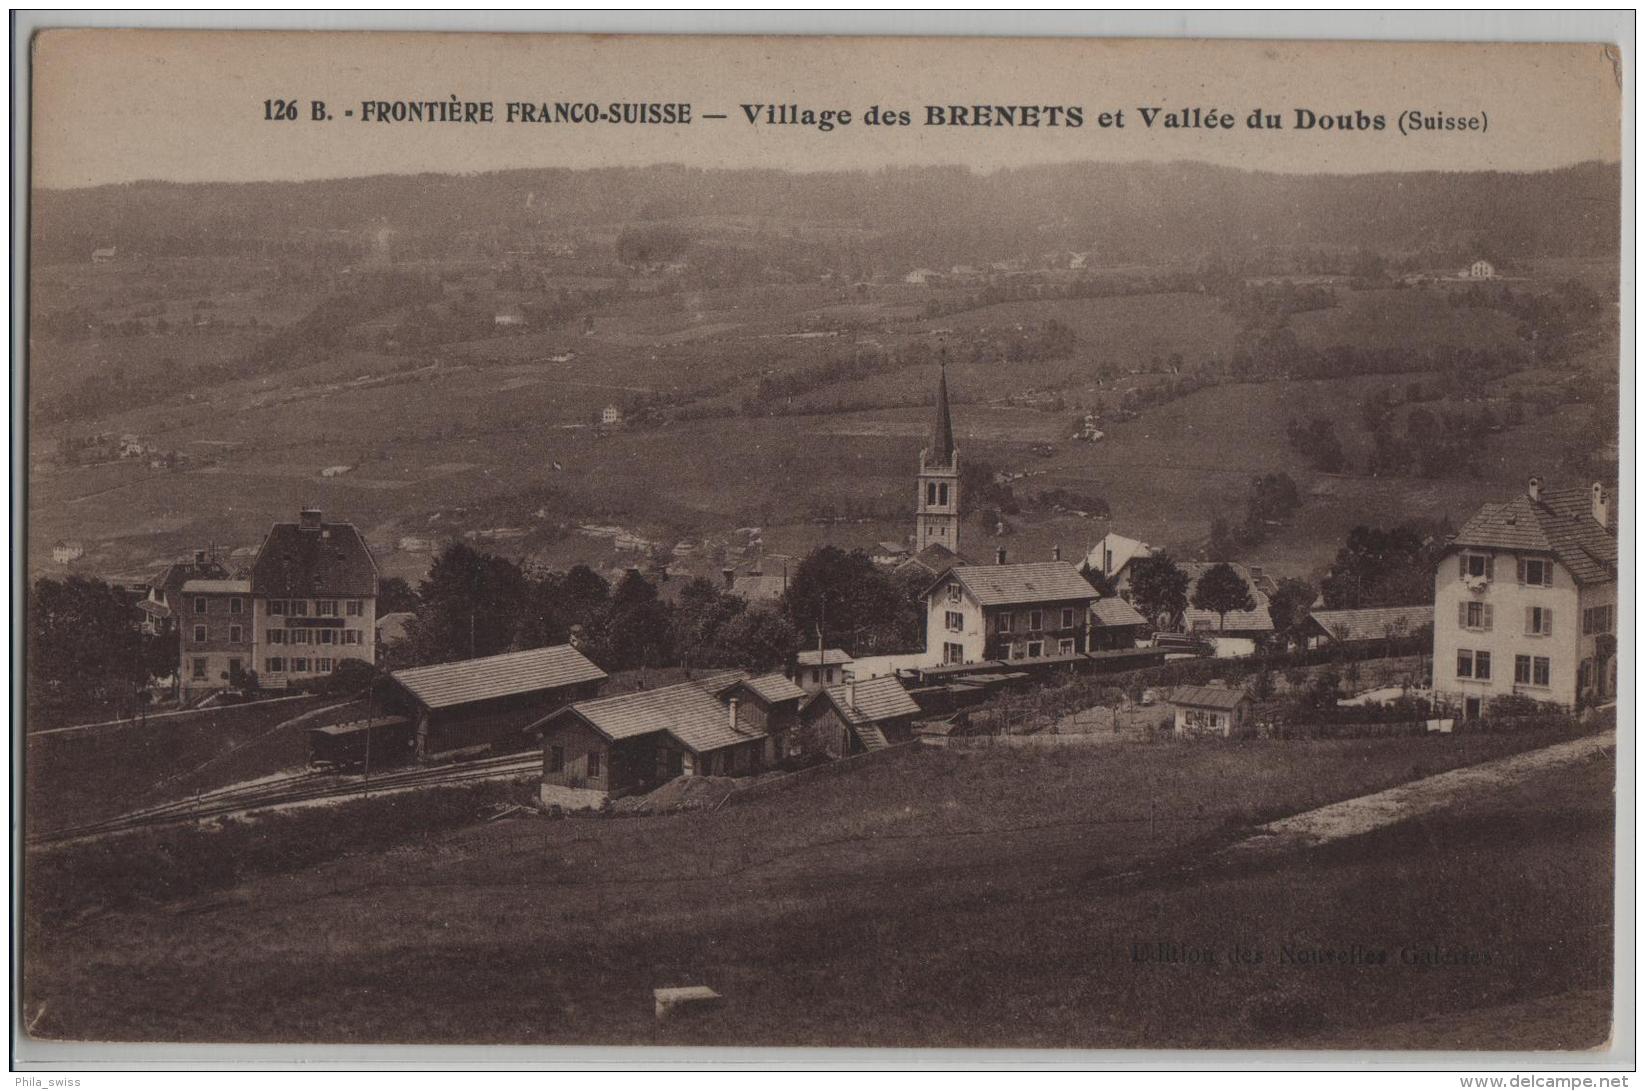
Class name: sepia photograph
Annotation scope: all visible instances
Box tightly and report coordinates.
[13,17,1630,1068]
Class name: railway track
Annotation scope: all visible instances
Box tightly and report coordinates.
[28,751,543,847]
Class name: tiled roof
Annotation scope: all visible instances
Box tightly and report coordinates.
[1091,597,1149,628]
[250,519,378,598]
[735,672,806,705]
[555,680,760,754]
[392,644,607,710]
[808,675,922,726]
[1450,486,1617,586]
[180,578,250,594]
[1082,531,1154,577]
[1181,564,1274,632]
[1310,605,1435,643]
[897,542,970,575]
[691,669,749,696]
[376,611,416,644]
[1170,685,1249,710]
[155,557,230,597]
[730,573,789,602]
[941,562,1100,608]
[796,648,853,667]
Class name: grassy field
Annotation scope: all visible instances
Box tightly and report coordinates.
[22,730,1610,1047]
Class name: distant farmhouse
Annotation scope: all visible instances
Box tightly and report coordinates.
[1462,259,1497,280]
[91,246,117,264]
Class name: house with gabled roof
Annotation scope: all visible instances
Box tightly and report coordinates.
[924,554,1101,666]
[792,648,854,693]
[535,672,791,808]
[249,507,379,690]
[1168,684,1254,738]
[798,675,923,758]
[1178,562,1274,658]
[391,643,607,758]
[1434,476,1617,716]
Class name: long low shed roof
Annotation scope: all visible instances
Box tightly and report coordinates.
[546,680,763,755]
[393,644,607,710]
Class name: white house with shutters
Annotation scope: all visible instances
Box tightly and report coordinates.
[1432,476,1617,717]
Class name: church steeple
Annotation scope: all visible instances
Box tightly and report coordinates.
[915,360,960,554]
[930,358,956,469]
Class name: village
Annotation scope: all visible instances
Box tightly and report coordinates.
[26,360,1617,836]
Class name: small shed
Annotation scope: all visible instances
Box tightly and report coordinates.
[792,648,854,693]
[390,644,608,758]
[1168,685,1254,738]
[798,675,923,758]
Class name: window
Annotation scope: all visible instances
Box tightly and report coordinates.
[346,600,363,617]
[1475,651,1491,680]
[229,598,243,615]
[811,668,821,685]
[194,596,207,615]
[548,746,565,773]
[944,642,964,665]
[317,600,338,617]
[1459,601,1494,632]
[1058,638,1075,656]
[946,582,962,604]
[1525,606,1553,637]
[1583,605,1615,635]
[191,657,208,680]
[265,657,284,673]
[289,600,308,617]
[587,751,602,779]
[1519,558,1553,587]
[229,625,242,644]
[1061,607,1075,629]
[269,599,286,616]
[290,657,309,673]
[193,624,207,643]
[1027,640,1044,658]
[227,658,241,677]
[319,629,336,645]
[1517,655,1551,687]
[945,610,964,633]
[1533,657,1550,686]
[937,483,949,506]
[1460,553,1493,580]
[997,613,1013,634]
[926,482,937,506]
[316,657,334,672]
[1029,610,1043,631]
[292,630,311,645]
[1514,655,1532,684]
[1457,649,1492,679]
[343,630,361,645]
[268,629,286,645]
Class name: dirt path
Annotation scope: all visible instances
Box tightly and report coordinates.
[1232,730,1615,857]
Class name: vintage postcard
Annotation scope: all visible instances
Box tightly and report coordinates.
[17,24,1628,1065]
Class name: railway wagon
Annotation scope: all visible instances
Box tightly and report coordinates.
[307,716,415,772]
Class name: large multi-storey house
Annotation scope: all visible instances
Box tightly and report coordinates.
[1432,477,1617,716]
[179,508,379,696]
[925,552,1101,666]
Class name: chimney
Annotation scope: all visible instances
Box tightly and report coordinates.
[996,547,1007,565]
[728,696,740,729]
[844,680,856,709]
[1592,481,1610,527]
[722,567,735,591]
[299,507,323,532]
[1527,476,1543,503]
[194,548,208,565]
[1051,544,1061,562]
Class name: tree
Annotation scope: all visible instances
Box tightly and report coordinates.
[405,543,529,664]
[28,575,158,714]
[669,577,744,668]
[783,546,910,654]
[593,570,673,671]
[1128,553,1190,630]
[376,576,419,615]
[1190,562,1256,632]
[710,604,798,672]
[1266,577,1319,649]
[1320,524,1437,609]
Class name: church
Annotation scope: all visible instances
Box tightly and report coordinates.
[896,362,972,577]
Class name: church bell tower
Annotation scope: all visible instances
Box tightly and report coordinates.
[915,361,960,553]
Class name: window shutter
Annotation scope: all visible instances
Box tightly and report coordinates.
[1482,605,1493,631]
[1484,555,1494,581]
[1524,607,1534,636]
[1458,554,1466,580]
[1517,558,1527,584]
[1543,609,1552,637]
[1458,601,1468,628]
